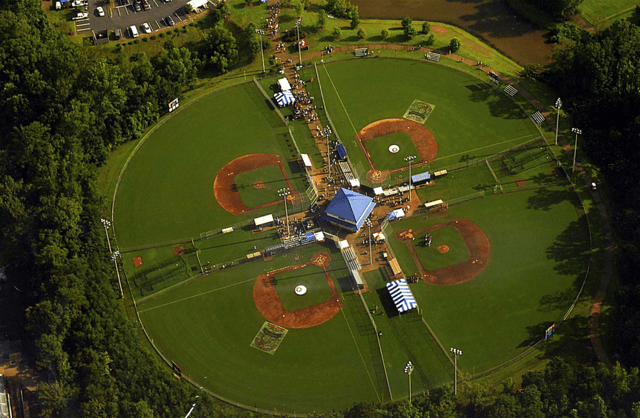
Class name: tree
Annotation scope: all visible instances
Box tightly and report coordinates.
[425,33,436,46]
[203,25,239,74]
[449,37,461,52]
[332,27,341,40]
[244,0,252,6]
[350,16,360,29]
[401,16,417,39]
[303,0,310,10]
[317,9,326,28]
[422,21,430,34]
[183,3,193,13]
[296,1,303,16]
[357,27,365,39]
[381,28,389,40]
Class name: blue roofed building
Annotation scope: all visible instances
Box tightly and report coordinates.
[323,188,376,232]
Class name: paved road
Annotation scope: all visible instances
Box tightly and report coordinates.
[87,0,190,38]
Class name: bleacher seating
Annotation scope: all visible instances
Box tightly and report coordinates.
[425,52,440,62]
[503,85,518,97]
[531,111,545,124]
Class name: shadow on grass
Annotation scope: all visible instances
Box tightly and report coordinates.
[525,187,579,211]
[464,82,526,119]
[521,315,596,363]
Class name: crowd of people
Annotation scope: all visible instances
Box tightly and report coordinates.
[266,3,280,37]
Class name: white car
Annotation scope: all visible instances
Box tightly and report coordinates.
[96,6,105,16]
[141,22,151,33]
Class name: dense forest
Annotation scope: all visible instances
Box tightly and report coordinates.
[1,0,640,416]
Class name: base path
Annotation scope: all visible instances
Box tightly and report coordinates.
[213,153,299,215]
[356,119,438,183]
[252,252,341,329]
[396,219,490,285]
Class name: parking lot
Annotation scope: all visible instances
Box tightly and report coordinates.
[80,0,193,40]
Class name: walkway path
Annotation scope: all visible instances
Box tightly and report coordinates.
[260,25,613,367]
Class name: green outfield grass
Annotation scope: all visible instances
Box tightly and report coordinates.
[275,264,333,311]
[386,187,590,373]
[138,244,384,413]
[316,58,540,182]
[579,0,639,25]
[412,226,470,271]
[364,131,422,171]
[113,82,307,251]
[235,165,288,208]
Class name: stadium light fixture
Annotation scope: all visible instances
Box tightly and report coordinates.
[278,188,291,237]
[571,128,581,173]
[184,396,199,418]
[554,98,562,146]
[404,361,414,403]
[450,347,462,395]
[254,29,266,73]
[101,218,123,298]
[404,155,417,201]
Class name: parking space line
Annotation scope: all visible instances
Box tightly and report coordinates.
[174,12,182,21]
[155,19,162,29]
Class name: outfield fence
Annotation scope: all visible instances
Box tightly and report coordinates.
[252,75,288,126]
[356,291,394,402]
[447,190,486,207]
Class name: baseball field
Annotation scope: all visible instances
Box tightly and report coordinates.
[112,58,589,414]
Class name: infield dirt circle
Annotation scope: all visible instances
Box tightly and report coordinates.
[213,153,300,215]
[358,118,438,183]
[396,219,490,285]
[252,252,341,329]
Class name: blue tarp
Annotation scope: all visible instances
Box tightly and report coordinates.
[386,212,396,220]
[305,232,315,241]
[411,171,430,184]
[336,144,348,160]
[386,279,418,313]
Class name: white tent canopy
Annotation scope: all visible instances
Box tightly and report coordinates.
[188,0,208,9]
[254,214,274,227]
[278,78,291,92]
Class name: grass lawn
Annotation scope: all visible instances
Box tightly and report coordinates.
[113,82,307,250]
[275,264,334,311]
[579,0,639,25]
[316,58,540,183]
[138,244,383,414]
[385,187,590,373]
[235,165,289,208]
[364,131,422,171]
[412,226,470,271]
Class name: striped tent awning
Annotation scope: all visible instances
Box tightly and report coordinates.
[386,279,417,313]
[274,91,295,107]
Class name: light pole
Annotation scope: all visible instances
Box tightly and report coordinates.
[404,155,416,201]
[295,17,302,66]
[554,98,562,146]
[184,396,199,418]
[404,361,414,403]
[450,347,462,395]
[571,127,581,173]
[102,219,124,298]
[255,29,265,73]
[365,218,373,265]
[278,188,290,237]
[324,125,332,174]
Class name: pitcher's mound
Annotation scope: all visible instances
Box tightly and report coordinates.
[437,245,450,254]
[253,181,266,189]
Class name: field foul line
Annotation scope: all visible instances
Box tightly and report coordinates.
[322,65,358,135]
[433,133,540,163]
[137,277,256,313]
[340,309,381,402]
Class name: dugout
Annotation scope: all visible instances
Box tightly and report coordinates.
[424,199,444,212]
[300,153,313,169]
[388,258,403,278]
[411,171,431,186]
[336,144,348,161]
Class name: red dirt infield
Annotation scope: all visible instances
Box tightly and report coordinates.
[252,252,341,329]
[213,153,301,215]
[133,256,143,267]
[357,118,438,183]
[396,219,490,285]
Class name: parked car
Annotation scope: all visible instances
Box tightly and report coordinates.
[133,0,142,12]
[114,28,122,39]
[141,22,151,33]
[166,16,175,26]
[591,182,597,191]
[129,24,139,38]
[96,6,105,16]
[141,0,150,10]
[72,11,88,19]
